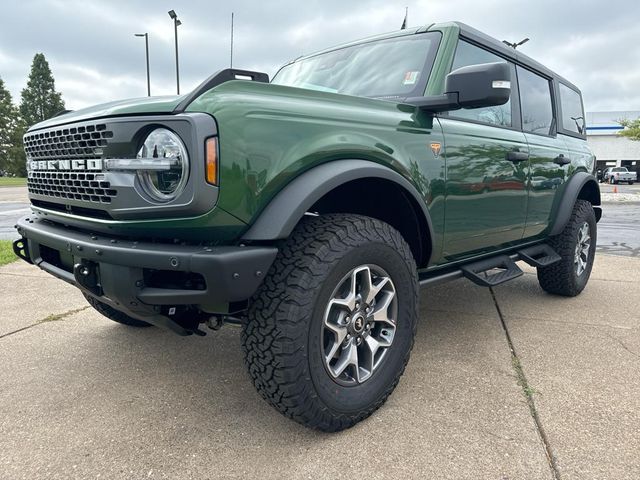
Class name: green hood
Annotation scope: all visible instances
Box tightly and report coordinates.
[28,95,184,131]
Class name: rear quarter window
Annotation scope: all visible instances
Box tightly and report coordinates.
[517,66,554,136]
[559,83,586,136]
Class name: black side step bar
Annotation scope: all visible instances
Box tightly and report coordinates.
[460,255,523,287]
[419,243,562,288]
[518,244,561,268]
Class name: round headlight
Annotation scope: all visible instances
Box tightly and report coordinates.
[136,128,189,202]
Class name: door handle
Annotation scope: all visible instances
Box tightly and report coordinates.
[554,154,571,166]
[506,151,529,163]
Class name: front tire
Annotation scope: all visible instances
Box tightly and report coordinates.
[537,200,596,296]
[242,214,419,431]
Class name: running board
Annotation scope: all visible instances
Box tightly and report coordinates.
[419,243,561,288]
[518,244,561,268]
[460,255,524,287]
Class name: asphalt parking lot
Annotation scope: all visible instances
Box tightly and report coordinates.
[1,185,639,479]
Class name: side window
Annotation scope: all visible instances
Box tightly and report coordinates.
[559,83,585,135]
[517,66,554,135]
[449,40,514,127]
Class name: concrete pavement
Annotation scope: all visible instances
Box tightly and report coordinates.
[0,186,29,241]
[0,254,638,479]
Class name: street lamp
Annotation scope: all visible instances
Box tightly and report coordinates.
[168,9,182,95]
[134,33,151,96]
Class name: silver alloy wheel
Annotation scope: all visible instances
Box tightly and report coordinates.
[574,221,591,276]
[322,265,397,386]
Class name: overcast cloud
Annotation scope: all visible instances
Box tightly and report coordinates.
[1,0,638,112]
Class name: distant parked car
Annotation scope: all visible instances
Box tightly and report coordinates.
[603,167,636,184]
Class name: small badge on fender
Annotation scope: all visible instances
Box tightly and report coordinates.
[430,142,442,158]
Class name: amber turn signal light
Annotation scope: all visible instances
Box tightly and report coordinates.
[205,137,218,185]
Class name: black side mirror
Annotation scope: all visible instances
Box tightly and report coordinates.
[406,62,511,113]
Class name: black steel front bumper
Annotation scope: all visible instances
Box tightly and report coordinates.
[14,216,277,335]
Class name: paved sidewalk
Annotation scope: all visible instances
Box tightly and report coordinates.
[0,254,638,479]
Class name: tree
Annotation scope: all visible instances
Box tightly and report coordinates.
[19,53,65,127]
[0,76,26,176]
[619,118,640,141]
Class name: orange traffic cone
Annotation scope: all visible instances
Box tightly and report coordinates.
[613,185,618,194]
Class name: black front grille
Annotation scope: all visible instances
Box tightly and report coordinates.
[31,199,114,220]
[24,123,114,160]
[28,171,117,204]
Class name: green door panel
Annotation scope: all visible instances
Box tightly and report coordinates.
[440,118,529,260]
[523,133,568,238]
[561,134,596,173]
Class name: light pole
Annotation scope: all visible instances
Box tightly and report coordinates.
[168,9,181,95]
[134,33,151,96]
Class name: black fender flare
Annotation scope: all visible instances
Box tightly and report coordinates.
[548,172,601,236]
[241,159,435,261]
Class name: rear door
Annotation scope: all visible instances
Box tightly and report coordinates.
[517,66,568,238]
[441,40,529,260]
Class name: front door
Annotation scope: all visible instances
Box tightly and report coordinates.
[440,39,528,260]
[441,120,529,259]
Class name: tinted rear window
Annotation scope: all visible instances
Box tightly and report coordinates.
[559,83,585,136]
[518,66,554,135]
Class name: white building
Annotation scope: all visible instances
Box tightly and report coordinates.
[586,111,640,174]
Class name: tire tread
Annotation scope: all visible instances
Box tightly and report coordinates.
[241,214,418,431]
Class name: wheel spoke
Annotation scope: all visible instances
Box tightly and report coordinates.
[332,342,358,380]
[328,270,357,312]
[372,291,396,326]
[324,324,348,363]
[363,275,390,305]
[365,334,382,359]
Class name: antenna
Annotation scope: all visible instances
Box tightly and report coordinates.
[502,38,530,49]
[230,12,234,68]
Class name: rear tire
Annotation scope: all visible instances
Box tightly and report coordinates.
[84,293,153,328]
[537,200,596,297]
[242,214,419,431]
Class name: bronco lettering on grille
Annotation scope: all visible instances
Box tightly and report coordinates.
[29,159,103,171]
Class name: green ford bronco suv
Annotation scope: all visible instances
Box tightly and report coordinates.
[14,22,600,431]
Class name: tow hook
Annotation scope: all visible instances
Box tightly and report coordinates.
[12,238,32,264]
[73,261,103,296]
[207,316,224,330]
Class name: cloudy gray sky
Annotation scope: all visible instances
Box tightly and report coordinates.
[1,0,638,112]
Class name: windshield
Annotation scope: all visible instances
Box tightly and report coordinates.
[272,32,441,100]
[612,167,628,172]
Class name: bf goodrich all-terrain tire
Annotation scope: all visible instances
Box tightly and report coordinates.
[84,293,153,327]
[242,214,419,431]
[537,199,597,297]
